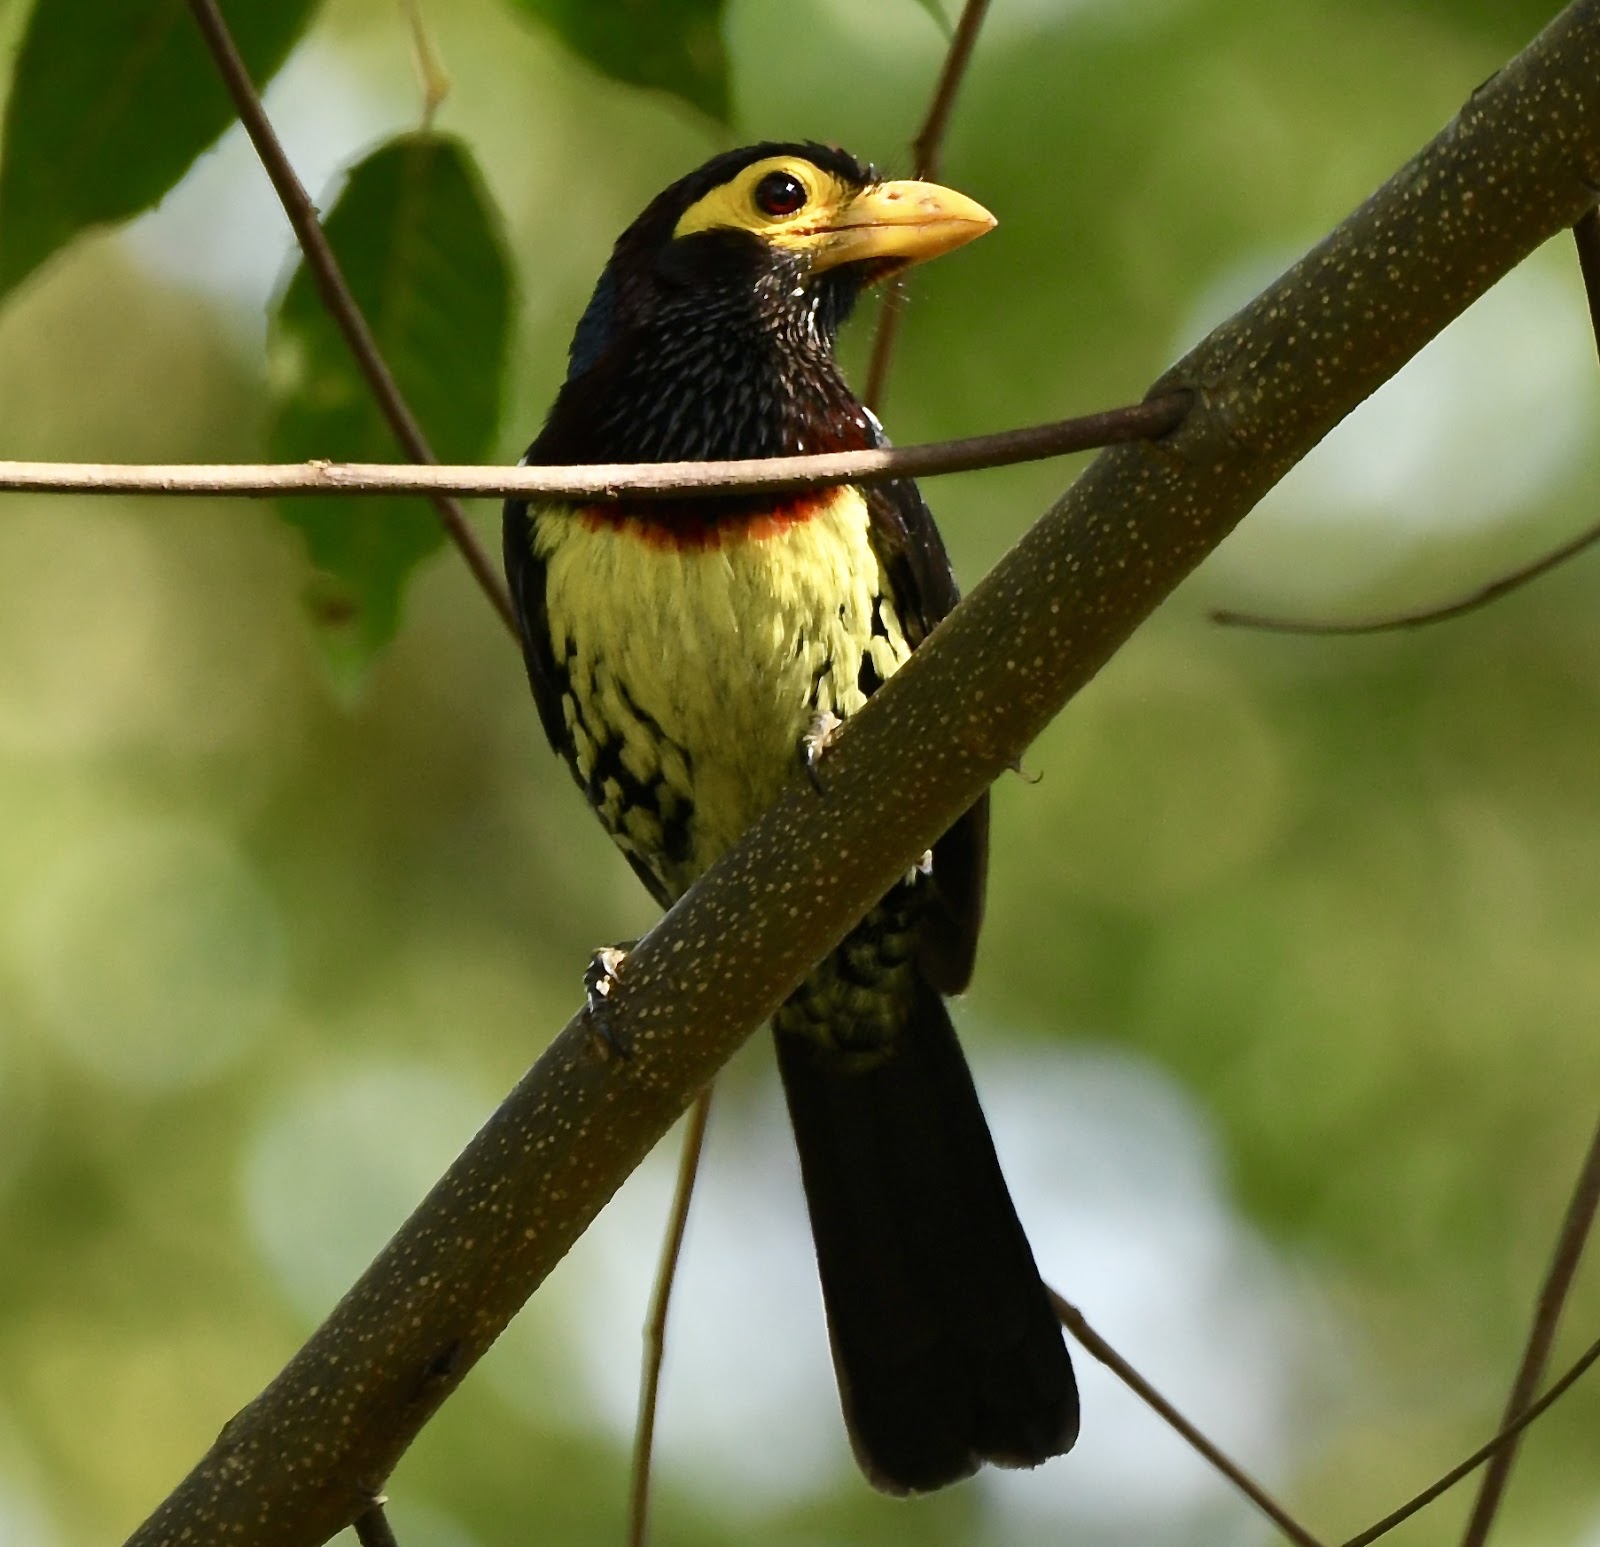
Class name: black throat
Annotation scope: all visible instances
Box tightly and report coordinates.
[532,237,881,470]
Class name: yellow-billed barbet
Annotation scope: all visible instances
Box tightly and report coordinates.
[504,142,1078,1494]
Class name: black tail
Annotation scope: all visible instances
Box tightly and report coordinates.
[775,977,1079,1494]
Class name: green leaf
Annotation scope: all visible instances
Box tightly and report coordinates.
[507,0,730,121]
[0,0,317,302]
[268,132,513,693]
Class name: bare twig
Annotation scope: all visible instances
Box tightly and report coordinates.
[353,1500,401,1547]
[1211,516,1600,635]
[627,1091,713,1547]
[1458,1114,1600,1547]
[1212,206,1600,637]
[908,0,993,178]
[1577,203,1600,360]
[1051,1291,1327,1547]
[185,0,514,634]
[0,395,1188,502]
[864,0,994,412]
[1341,1333,1600,1547]
[1063,1270,1600,1547]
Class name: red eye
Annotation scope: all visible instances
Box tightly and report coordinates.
[754,170,808,217]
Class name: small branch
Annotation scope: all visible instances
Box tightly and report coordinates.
[353,1501,400,1547]
[1457,1114,1600,1547]
[908,0,992,179]
[1210,513,1600,635]
[1577,203,1600,362]
[0,395,1189,501]
[628,1090,713,1547]
[1212,204,1600,638]
[1051,1292,1327,1547]
[185,0,514,635]
[1340,1333,1600,1547]
[865,0,994,412]
[1056,1120,1600,1547]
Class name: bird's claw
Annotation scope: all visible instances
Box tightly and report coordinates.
[584,941,636,1060]
[800,709,843,792]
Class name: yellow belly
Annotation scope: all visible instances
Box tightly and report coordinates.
[534,486,912,894]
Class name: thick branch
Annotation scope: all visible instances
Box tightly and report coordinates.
[126,4,1600,1543]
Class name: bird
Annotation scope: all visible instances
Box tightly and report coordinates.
[503,142,1078,1494]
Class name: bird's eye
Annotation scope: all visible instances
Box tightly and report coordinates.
[754,170,808,217]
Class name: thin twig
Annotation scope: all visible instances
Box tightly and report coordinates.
[1577,204,1600,362]
[627,1090,713,1547]
[1340,1333,1600,1547]
[353,1500,401,1547]
[1060,1280,1600,1547]
[1458,1114,1600,1547]
[184,0,515,635]
[864,0,994,412]
[1212,206,1600,637]
[1050,1290,1328,1547]
[0,394,1189,501]
[1211,515,1600,635]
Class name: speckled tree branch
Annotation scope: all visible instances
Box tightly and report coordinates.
[124,4,1600,1543]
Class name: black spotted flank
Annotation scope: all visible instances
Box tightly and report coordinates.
[581,732,630,814]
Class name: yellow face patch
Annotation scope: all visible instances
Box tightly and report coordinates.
[671,158,997,275]
[672,155,854,248]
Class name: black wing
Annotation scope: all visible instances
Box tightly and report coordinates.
[864,474,989,995]
[503,496,571,758]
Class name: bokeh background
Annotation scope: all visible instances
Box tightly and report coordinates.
[1,0,1598,1544]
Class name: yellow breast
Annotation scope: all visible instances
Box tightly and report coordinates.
[534,487,912,891]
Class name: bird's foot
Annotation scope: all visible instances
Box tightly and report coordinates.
[583,941,637,1061]
[799,709,844,792]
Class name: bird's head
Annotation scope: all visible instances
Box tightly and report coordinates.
[536,144,993,464]
[565,142,995,381]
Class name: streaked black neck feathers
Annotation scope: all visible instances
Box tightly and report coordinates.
[532,143,883,468]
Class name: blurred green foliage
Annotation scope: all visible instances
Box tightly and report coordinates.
[0,0,318,301]
[269,131,512,686]
[0,1,1598,1546]
[508,0,732,121]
